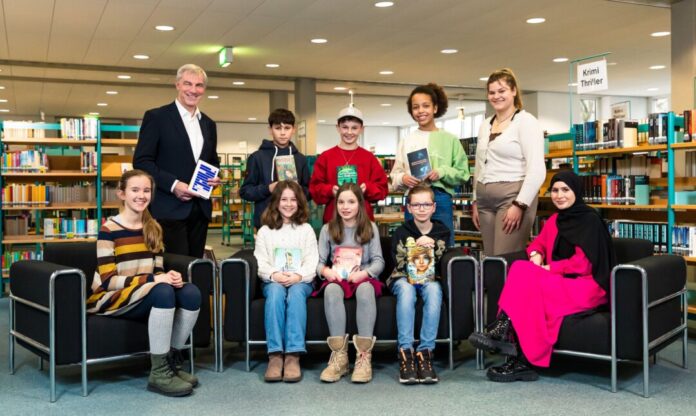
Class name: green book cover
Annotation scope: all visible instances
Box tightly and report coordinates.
[337,164,358,186]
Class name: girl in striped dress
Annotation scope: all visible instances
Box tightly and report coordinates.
[86,169,201,397]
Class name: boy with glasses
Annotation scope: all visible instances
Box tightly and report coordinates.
[387,184,450,385]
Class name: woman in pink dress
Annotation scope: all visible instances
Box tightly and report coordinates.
[469,170,616,382]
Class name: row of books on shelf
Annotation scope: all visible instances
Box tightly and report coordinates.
[1,150,48,172]
[1,150,98,172]
[59,117,100,140]
[2,121,47,139]
[574,118,643,150]
[608,220,669,253]
[2,183,118,206]
[459,137,477,157]
[2,250,41,274]
[1,117,100,141]
[43,218,99,239]
[681,109,696,142]
[671,225,696,257]
[579,174,651,205]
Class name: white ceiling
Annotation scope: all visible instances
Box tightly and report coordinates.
[0,0,673,126]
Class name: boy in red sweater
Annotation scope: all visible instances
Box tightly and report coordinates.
[309,106,388,223]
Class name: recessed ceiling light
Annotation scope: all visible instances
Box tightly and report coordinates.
[265,63,279,68]
[208,95,219,99]
[106,91,118,95]
[133,54,149,60]
[318,119,326,123]
[479,77,488,81]
[0,99,7,103]
[651,31,670,37]
[553,57,568,63]
[379,70,394,75]
[117,75,131,79]
[526,17,546,24]
[647,87,659,91]
[380,103,392,107]
[89,112,100,116]
[155,25,175,31]
[374,1,394,7]
[97,103,108,107]
[568,83,578,87]
[248,117,257,121]
[0,86,5,89]
[440,49,458,54]
[607,62,617,66]
[382,122,390,125]
[232,81,245,85]
[650,65,666,70]
[334,86,347,91]
[311,38,327,44]
[0,109,10,113]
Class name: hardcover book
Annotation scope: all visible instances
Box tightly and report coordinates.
[274,247,302,273]
[407,148,432,180]
[331,246,362,280]
[188,159,220,199]
[275,155,298,181]
[336,164,358,186]
[404,237,435,286]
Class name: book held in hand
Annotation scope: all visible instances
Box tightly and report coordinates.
[407,148,432,180]
[188,159,220,199]
[275,155,298,181]
[404,237,435,286]
[274,248,302,273]
[336,165,358,186]
[331,247,362,280]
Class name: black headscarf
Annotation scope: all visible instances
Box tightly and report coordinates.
[550,170,616,292]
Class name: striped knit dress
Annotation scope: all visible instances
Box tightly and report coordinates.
[86,218,163,315]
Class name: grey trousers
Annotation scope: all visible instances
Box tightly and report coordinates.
[324,282,377,337]
[476,181,538,256]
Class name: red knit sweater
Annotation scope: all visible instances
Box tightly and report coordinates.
[309,145,388,223]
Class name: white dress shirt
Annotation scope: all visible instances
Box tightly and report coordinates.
[172,99,204,192]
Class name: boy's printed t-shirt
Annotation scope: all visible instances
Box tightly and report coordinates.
[388,219,450,287]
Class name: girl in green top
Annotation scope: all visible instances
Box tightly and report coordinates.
[390,83,470,246]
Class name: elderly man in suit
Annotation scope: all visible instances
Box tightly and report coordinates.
[134,64,221,257]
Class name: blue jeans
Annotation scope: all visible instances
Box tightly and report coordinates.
[263,281,313,354]
[405,187,455,247]
[390,278,443,352]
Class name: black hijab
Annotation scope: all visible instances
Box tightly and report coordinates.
[550,170,616,292]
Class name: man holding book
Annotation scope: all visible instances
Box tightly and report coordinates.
[133,63,221,258]
[309,105,388,223]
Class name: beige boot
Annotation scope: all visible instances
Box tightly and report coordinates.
[320,335,349,382]
[283,353,302,382]
[264,352,283,382]
[351,335,376,383]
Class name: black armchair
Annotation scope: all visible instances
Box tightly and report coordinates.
[479,238,688,397]
[217,237,478,372]
[8,242,217,402]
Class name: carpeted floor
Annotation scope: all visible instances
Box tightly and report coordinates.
[2,296,696,416]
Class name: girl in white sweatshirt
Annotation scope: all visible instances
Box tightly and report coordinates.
[254,180,318,383]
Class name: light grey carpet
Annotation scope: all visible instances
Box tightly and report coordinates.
[1,297,696,415]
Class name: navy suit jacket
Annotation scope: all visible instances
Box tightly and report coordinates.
[133,101,220,221]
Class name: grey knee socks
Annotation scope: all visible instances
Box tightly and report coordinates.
[171,308,201,349]
[148,307,175,355]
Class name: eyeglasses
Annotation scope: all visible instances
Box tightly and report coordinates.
[408,203,434,210]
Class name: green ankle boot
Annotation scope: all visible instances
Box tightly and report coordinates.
[148,353,193,397]
[168,348,199,387]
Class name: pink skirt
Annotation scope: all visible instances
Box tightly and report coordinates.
[312,278,384,298]
[499,260,606,367]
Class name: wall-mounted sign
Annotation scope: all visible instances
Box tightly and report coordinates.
[577,60,608,94]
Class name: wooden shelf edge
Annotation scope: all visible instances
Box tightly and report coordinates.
[576,144,667,156]
[1,171,97,177]
[3,237,97,244]
[2,138,97,146]
[102,139,138,146]
[2,203,99,210]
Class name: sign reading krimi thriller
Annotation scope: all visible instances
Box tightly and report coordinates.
[577,60,608,94]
